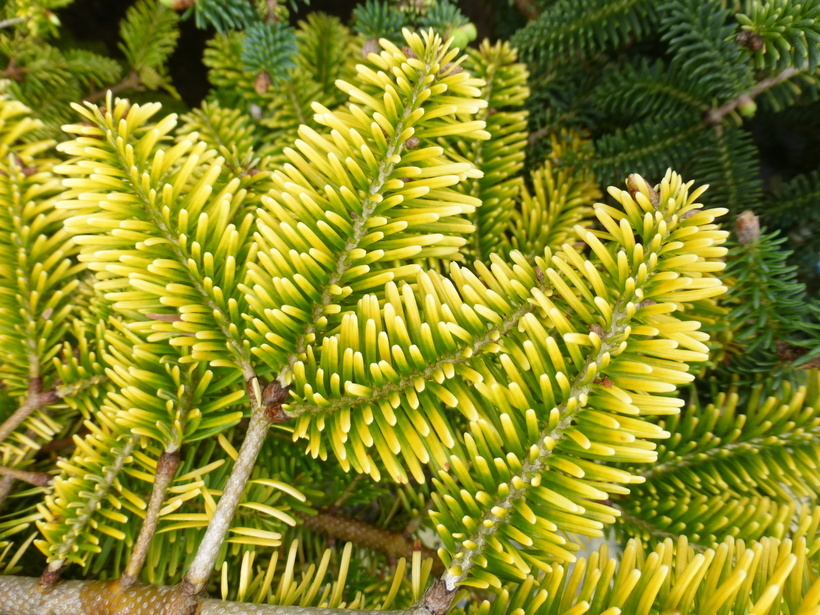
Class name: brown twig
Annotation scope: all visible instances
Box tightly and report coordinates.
[704,64,808,125]
[120,450,181,587]
[0,475,15,514]
[297,510,445,576]
[0,465,51,487]
[0,575,411,615]
[84,70,142,104]
[0,17,28,29]
[0,388,59,446]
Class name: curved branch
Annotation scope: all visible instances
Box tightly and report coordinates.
[0,575,454,615]
[703,63,808,125]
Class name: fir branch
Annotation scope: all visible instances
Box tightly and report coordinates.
[443,301,631,588]
[0,388,59,445]
[58,97,258,382]
[0,475,14,513]
[0,17,27,30]
[181,416,266,592]
[283,55,445,377]
[296,510,445,575]
[39,434,138,576]
[704,63,808,125]
[84,70,142,104]
[0,465,51,487]
[121,450,180,587]
[0,575,410,615]
[512,0,657,67]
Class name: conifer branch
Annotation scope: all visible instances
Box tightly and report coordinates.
[286,293,543,418]
[296,510,445,576]
[642,423,820,481]
[280,53,443,380]
[84,70,142,104]
[703,63,807,125]
[182,385,286,595]
[121,450,180,587]
[0,465,51,487]
[443,303,629,588]
[0,388,59,445]
[0,17,27,30]
[0,475,15,513]
[0,575,410,615]
[41,435,138,579]
[614,504,705,549]
[0,375,105,445]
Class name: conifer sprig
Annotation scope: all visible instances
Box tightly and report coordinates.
[243,29,490,379]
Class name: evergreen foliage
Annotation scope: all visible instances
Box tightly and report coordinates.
[514,0,820,378]
[0,2,817,615]
[1,0,180,138]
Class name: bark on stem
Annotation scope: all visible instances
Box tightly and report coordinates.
[181,408,272,595]
[121,450,181,587]
[0,17,27,29]
[297,511,444,576]
[703,63,807,125]
[0,465,51,487]
[85,70,142,104]
[0,475,15,513]
[0,390,59,445]
[0,575,455,615]
[0,575,405,615]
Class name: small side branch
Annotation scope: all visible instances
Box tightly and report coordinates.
[0,17,27,29]
[704,64,807,125]
[85,70,142,104]
[121,450,180,587]
[0,475,15,514]
[0,465,51,487]
[297,510,444,576]
[0,389,59,445]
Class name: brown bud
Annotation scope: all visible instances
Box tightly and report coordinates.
[535,267,545,282]
[401,46,417,60]
[254,71,272,95]
[626,174,660,209]
[14,155,36,176]
[404,136,420,149]
[735,210,760,245]
[736,30,764,52]
[419,579,457,615]
[261,380,291,423]
[487,108,498,116]
[244,168,262,177]
[638,299,657,309]
[40,563,64,587]
[595,375,614,389]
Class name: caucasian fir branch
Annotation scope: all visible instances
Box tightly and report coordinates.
[0,22,817,615]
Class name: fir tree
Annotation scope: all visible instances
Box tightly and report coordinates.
[0,2,817,615]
